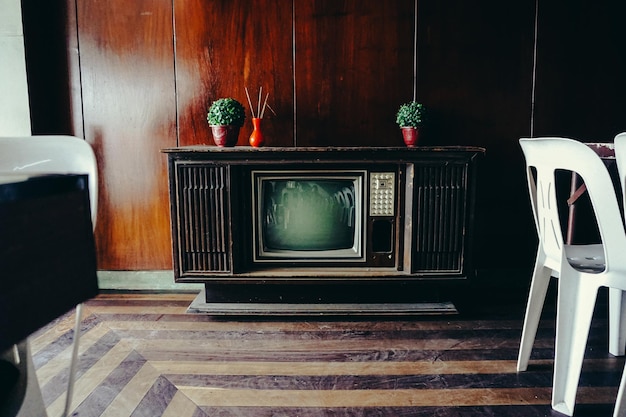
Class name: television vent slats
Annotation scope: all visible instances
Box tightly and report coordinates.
[412,163,467,273]
[178,164,230,273]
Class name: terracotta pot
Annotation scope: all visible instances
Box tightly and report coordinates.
[210,125,240,147]
[401,127,419,147]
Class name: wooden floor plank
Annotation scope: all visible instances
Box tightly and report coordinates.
[180,386,618,407]
[150,358,624,376]
[24,291,623,417]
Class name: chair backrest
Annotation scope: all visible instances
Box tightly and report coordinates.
[0,136,98,226]
[519,137,626,272]
[614,133,626,212]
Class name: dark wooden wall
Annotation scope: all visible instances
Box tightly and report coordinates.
[417,1,537,272]
[175,0,415,148]
[293,1,414,147]
[175,0,294,147]
[21,0,626,285]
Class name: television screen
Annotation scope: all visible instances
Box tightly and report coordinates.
[253,171,364,260]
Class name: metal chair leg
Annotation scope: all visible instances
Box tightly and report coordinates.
[62,303,83,417]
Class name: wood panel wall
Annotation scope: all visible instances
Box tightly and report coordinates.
[175,0,415,148]
[534,1,626,139]
[74,0,176,269]
[417,1,538,268]
[294,1,414,147]
[21,0,626,283]
[175,0,294,147]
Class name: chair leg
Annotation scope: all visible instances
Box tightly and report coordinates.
[551,276,599,416]
[62,303,83,417]
[609,288,626,356]
[517,261,553,372]
[14,341,47,417]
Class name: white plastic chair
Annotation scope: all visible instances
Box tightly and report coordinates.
[517,138,626,373]
[517,137,626,372]
[0,135,98,417]
[610,132,626,417]
[518,137,626,416]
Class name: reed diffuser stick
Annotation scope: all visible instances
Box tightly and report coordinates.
[257,87,262,119]
[260,92,270,118]
[266,104,277,116]
[244,87,256,118]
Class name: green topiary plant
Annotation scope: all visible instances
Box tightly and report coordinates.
[395,101,425,128]
[207,98,246,127]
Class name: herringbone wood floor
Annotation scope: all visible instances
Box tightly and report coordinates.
[30,288,624,417]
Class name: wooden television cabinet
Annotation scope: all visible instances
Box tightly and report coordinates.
[163,146,484,314]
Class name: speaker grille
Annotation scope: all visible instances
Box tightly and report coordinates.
[176,164,230,273]
[412,164,467,273]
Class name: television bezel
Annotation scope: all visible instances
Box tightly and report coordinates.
[251,169,367,263]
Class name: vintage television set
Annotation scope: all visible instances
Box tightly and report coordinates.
[164,146,484,312]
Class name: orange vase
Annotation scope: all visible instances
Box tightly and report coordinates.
[249,118,265,147]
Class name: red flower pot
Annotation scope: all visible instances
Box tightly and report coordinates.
[210,125,240,147]
[401,127,419,147]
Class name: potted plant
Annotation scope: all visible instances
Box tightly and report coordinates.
[207,97,246,147]
[395,101,425,147]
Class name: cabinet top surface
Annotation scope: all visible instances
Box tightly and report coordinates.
[162,145,486,154]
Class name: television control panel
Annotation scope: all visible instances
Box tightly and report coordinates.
[369,172,395,216]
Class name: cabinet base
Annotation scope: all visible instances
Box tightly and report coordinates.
[186,289,457,316]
